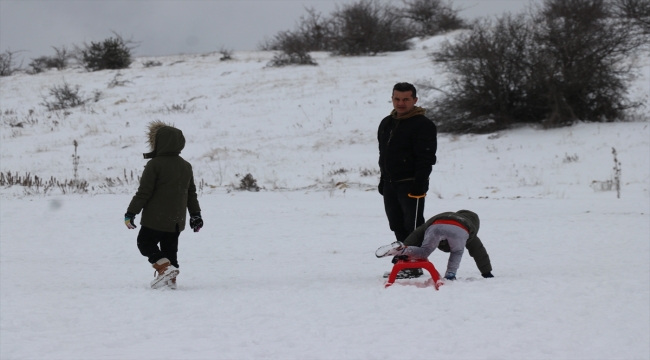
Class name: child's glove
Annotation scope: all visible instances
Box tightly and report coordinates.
[124,212,137,229]
[444,271,457,280]
[189,212,203,232]
[482,272,494,278]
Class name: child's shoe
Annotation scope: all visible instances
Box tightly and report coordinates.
[167,276,177,290]
[150,258,179,289]
[375,241,405,258]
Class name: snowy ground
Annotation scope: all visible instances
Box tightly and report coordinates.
[1,34,649,359]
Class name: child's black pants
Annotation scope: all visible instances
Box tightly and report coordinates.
[137,226,180,268]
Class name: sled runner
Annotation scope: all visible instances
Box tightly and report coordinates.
[384,259,443,290]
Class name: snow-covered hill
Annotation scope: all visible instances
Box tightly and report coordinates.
[1,36,649,359]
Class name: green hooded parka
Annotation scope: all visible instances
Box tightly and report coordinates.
[127,121,201,232]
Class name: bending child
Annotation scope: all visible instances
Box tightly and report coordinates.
[376,210,493,280]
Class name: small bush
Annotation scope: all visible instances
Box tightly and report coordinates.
[267,35,318,67]
[402,0,466,36]
[264,27,319,67]
[219,46,234,61]
[238,173,260,191]
[80,33,135,71]
[159,103,193,114]
[40,81,88,111]
[107,72,132,88]
[142,60,162,68]
[0,49,22,76]
[330,0,411,55]
[28,46,71,74]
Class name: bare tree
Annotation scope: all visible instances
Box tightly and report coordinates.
[611,0,650,37]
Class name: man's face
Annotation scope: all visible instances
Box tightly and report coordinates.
[392,90,418,116]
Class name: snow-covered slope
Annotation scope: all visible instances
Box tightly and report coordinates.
[1,36,649,359]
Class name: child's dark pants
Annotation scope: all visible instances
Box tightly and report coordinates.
[137,226,180,268]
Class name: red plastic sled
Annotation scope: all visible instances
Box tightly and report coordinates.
[385,259,443,290]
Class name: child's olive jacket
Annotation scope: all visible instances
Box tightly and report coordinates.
[127,121,201,232]
[403,210,492,274]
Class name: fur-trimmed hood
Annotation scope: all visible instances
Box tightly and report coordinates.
[143,120,185,159]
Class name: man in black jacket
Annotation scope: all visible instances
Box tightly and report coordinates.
[378,83,437,243]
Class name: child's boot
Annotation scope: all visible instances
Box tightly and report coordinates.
[150,258,179,289]
[167,274,178,290]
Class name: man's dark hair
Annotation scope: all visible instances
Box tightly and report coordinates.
[393,82,417,98]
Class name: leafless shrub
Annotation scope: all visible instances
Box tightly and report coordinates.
[590,147,623,197]
[267,42,318,67]
[0,172,55,194]
[359,167,380,177]
[612,147,621,198]
[143,60,162,67]
[534,0,646,127]
[163,103,192,113]
[0,49,23,76]
[261,1,413,57]
[431,14,537,133]
[430,0,647,133]
[1,109,39,128]
[330,0,411,55]
[562,153,579,163]
[71,140,80,183]
[101,169,140,188]
[107,72,132,88]
[28,46,72,74]
[91,89,104,102]
[401,0,466,36]
[237,173,260,191]
[264,12,322,67]
[260,7,334,52]
[219,46,234,61]
[40,81,88,111]
[328,168,349,176]
[590,179,614,191]
[0,172,88,194]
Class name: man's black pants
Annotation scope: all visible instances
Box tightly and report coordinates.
[137,226,180,268]
[383,180,426,242]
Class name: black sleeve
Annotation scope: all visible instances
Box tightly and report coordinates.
[414,119,437,185]
[466,235,492,274]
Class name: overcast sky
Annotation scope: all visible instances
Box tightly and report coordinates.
[1,0,536,58]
